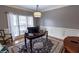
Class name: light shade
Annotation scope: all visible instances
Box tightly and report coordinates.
[33,12,42,17]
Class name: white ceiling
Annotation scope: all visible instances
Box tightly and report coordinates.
[6,5,68,12]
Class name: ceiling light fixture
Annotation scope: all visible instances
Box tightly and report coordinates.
[33,5,42,18]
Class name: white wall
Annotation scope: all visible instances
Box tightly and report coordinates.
[40,26,79,40]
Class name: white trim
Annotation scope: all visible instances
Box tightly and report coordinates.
[40,26,79,40]
[42,5,69,12]
[5,5,69,12]
[5,5,33,12]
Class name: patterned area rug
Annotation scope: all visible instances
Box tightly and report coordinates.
[8,37,63,53]
[19,38,53,53]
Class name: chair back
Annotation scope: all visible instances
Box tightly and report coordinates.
[0,30,5,37]
[4,29,10,34]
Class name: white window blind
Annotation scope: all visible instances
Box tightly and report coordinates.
[27,16,34,27]
[19,15,28,35]
[7,13,34,39]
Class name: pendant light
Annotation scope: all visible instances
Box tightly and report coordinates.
[33,5,42,18]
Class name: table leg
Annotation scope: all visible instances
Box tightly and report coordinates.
[46,31,48,40]
[25,38,27,47]
[30,39,32,53]
[24,38,27,52]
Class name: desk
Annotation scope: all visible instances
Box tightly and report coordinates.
[24,31,48,53]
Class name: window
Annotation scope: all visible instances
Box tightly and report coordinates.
[7,13,34,39]
[12,15,19,36]
[19,15,27,35]
[27,16,34,27]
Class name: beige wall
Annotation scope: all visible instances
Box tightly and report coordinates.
[0,5,33,29]
[40,5,79,29]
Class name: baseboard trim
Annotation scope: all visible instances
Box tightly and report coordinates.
[48,36,64,41]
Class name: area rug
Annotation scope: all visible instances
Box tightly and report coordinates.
[19,38,53,53]
[8,37,63,53]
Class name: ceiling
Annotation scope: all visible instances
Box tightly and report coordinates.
[6,5,68,12]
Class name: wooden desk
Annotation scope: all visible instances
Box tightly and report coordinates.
[24,31,48,53]
[64,36,79,53]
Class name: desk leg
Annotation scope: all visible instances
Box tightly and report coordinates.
[46,31,48,40]
[25,38,27,47]
[25,38,27,52]
[24,38,27,53]
[30,39,33,53]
